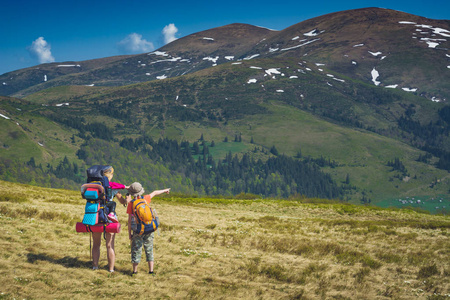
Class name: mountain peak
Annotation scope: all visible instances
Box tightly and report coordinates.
[159,23,274,56]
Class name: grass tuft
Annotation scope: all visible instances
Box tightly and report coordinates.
[417,264,440,278]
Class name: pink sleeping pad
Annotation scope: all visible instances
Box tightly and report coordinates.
[76,222,121,233]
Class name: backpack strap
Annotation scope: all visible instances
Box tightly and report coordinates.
[84,224,93,232]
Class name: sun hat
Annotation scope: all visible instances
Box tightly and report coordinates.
[128,182,145,196]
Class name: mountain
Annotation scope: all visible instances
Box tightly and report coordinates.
[2,8,449,100]
[0,23,274,98]
[250,8,450,101]
[0,8,449,210]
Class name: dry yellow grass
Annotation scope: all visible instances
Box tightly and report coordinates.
[0,180,448,299]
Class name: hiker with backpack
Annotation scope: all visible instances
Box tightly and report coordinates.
[126,182,170,276]
[82,165,130,272]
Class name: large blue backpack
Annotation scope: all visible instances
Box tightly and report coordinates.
[80,165,112,226]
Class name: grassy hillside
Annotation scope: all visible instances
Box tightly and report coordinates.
[0,180,448,299]
[2,59,449,206]
[0,96,82,165]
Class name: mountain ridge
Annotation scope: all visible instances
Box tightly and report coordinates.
[1,7,449,101]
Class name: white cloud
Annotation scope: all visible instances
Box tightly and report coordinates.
[118,33,154,54]
[162,23,178,44]
[28,37,55,64]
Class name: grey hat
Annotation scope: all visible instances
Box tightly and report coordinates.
[128,182,145,196]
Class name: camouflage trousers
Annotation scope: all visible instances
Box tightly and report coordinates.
[131,232,154,263]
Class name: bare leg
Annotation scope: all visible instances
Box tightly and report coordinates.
[92,232,102,269]
[133,262,139,273]
[148,261,154,273]
[105,233,116,272]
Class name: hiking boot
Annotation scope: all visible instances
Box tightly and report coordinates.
[107,213,119,223]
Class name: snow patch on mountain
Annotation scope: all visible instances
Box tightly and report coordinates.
[401,22,449,48]
[425,41,440,48]
[371,68,380,86]
[58,64,81,67]
[265,68,281,75]
[368,51,382,57]
[431,27,450,37]
[304,29,325,36]
[150,57,183,64]
[385,84,398,89]
[244,54,260,60]
[281,38,320,51]
[203,56,219,64]
[150,51,169,56]
[432,97,443,102]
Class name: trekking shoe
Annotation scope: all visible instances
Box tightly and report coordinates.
[92,266,99,270]
[149,271,155,276]
[107,213,119,223]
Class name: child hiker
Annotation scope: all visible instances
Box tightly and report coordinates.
[103,166,129,223]
[126,182,170,276]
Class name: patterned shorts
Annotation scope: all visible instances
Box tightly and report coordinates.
[131,232,154,263]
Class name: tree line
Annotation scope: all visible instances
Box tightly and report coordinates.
[118,136,345,199]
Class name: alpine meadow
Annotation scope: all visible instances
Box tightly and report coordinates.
[0,180,449,299]
[0,6,449,299]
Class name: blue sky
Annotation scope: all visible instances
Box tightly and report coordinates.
[1,0,448,75]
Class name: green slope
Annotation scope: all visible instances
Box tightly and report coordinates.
[1,57,449,208]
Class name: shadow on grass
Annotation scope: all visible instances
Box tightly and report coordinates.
[26,252,132,274]
[27,252,91,268]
